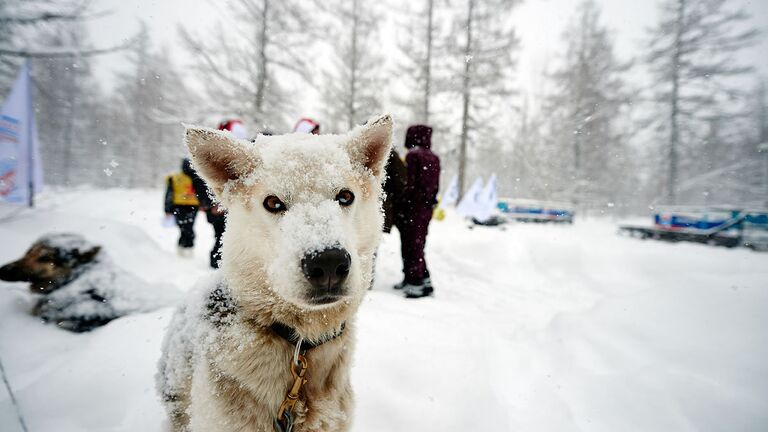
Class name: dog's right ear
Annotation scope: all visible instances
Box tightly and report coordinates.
[76,246,101,264]
[184,126,260,197]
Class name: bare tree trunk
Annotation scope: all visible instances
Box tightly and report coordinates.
[458,0,474,199]
[348,0,359,130]
[759,82,767,144]
[255,0,269,122]
[668,0,685,204]
[62,91,75,185]
[423,0,434,124]
[572,9,588,208]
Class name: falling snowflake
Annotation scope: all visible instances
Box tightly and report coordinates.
[109,160,119,168]
[465,55,473,63]
[104,168,113,177]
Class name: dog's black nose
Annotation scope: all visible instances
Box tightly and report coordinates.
[0,261,25,282]
[301,247,351,294]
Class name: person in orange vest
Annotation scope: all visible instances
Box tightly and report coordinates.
[164,158,200,257]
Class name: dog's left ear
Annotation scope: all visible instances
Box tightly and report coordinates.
[76,246,101,264]
[346,114,393,179]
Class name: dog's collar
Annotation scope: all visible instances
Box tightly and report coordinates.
[269,321,346,353]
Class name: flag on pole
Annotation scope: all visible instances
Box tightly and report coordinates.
[474,173,498,222]
[0,60,43,207]
[440,174,460,207]
[456,176,484,217]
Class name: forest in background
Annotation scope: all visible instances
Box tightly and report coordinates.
[1,0,767,215]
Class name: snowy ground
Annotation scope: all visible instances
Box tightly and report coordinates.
[1,188,767,432]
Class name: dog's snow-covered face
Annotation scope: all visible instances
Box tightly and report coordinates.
[186,115,392,311]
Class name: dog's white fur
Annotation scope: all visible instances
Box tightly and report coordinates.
[157,115,393,431]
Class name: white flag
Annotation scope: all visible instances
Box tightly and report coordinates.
[456,176,484,217]
[0,60,42,206]
[474,173,498,222]
[441,174,459,206]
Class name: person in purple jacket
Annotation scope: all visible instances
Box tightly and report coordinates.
[395,124,441,298]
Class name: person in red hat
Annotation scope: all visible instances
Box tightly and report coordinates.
[395,124,440,298]
[191,119,249,268]
[293,118,320,134]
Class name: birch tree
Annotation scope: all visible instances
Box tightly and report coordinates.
[645,0,759,204]
[108,25,194,187]
[395,0,438,124]
[543,0,633,208]
[33,25,102,185]
[448,0,519,197]
[179,0,315,130]
[320,0,385,132]
[0,0,133,95]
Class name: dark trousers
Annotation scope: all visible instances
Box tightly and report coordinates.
[207,212,226,268]
[173,206,198,248]
[398,206,433,284]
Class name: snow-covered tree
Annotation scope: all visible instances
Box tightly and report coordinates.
[756,81,768,145]
[0,0,132,96]
[644,0,759,204]
[394,0,438,125]
[684,81,768,207]
[33,24,103,186]
[178,0,315,131]
[110,25,194,188]
[446,0,520,197]
[541,0,634,209]
[319,0,385,132]
[508,95,553,200]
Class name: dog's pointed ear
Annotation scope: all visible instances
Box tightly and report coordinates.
[184,125,259,197]
[77,246,101,264]
[346,114,393,179]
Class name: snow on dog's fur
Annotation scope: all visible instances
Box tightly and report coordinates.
[157,115,393,431]
[0,233,180,332]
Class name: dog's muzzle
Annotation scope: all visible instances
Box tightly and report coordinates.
[0,261,28,282]
[301,247,351,304]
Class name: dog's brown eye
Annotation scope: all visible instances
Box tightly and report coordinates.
[335,189,354,206]
[263,196,286,213]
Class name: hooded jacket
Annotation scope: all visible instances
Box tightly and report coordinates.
[401,125,440,209]
[382,149,407,232]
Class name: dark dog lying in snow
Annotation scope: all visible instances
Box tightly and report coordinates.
[0,233,180,332]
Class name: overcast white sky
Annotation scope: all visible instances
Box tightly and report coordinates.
[86,0,768,112]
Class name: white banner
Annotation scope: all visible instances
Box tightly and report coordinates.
[456,176,484,218]
[455,174,498,222]
[0,60,42,206]
[474,173,498,222]
[441,174,459,207]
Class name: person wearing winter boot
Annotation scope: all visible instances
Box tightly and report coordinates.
[165,158,200,257]
[192,119,249,268]
[395,125,440,298]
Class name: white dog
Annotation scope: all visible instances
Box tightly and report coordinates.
[157,115,393,431]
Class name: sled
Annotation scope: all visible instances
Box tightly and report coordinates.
[497,198,575,224]
[466,215,508,230]
[619,207,768,251]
